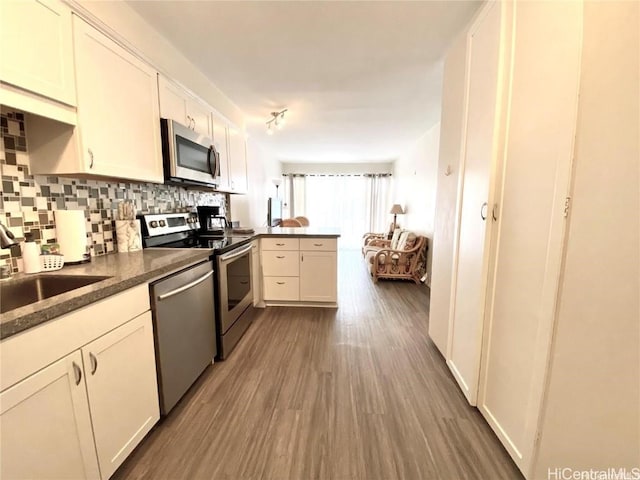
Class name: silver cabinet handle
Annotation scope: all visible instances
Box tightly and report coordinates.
[276,255,285,259]
[157,270,213,301]
[313,243,323,247]
[276,282,285,285]
[186,115,192,129]
[89,352,98,375]
[72,361,82,385]
[275,243,285,246]
[301,254,304,262]
[88,149,94,169]
[192,118,196,129]
[480,202,488,221]
[492,204,498,221]
[240,281,249,285]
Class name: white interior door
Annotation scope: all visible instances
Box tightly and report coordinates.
[447,1,505,406]
[477,2,583,474]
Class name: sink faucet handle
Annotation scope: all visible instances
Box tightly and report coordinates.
[0,221,19,249]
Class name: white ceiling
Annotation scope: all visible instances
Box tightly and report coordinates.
[127,1,481,163]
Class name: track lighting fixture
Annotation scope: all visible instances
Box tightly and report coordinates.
[266,109,288,134]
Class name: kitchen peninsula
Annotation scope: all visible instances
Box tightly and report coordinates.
[253,227,340,307]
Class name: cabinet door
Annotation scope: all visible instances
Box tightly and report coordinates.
[73,16,163,183]
[447,1,505,406]
[212,117,230,190]
[300,251,337,303]
[82,312,159,480]
[0,0,76,106]
[158,74,188,125]
[227,126,248,193]
[0,351,100,480]
[477,2,583,473]
[187,98,212,137]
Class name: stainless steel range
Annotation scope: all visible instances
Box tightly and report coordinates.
[141,212,255,361]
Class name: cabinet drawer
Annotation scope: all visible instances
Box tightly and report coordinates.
[261,238,299,251]
[263,277,299,301]
[300,238,337,251]
[262,251,299,277]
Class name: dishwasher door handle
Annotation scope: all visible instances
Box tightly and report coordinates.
[157,270,214,301]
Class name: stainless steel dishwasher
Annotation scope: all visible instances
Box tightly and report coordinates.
[150,260,216,415]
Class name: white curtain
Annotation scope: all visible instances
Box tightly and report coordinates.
[287,174,391,249]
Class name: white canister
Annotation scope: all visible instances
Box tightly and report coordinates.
[22,238,41,274]
[115,219,142,253]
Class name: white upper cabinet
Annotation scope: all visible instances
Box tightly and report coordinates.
[0,0,76,106]
[212,113,247,194]
[158,74,212,137]
[0,0,77,124]
[52,15,163,183]
[29,17,164,183]
[212,114,231,190]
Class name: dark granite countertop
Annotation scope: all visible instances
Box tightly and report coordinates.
[0,229,341,340]
[253,227,341,238]
[0,249,213,340]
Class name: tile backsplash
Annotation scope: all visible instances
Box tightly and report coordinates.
[0,108,228,273]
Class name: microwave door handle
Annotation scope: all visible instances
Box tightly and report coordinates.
[207,145,215,177]
[214,146,220,178]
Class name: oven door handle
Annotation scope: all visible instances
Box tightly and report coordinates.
[219,243,253,264]
[157,270,214,301]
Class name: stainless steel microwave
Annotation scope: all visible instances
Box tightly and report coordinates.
[161,118,220,188]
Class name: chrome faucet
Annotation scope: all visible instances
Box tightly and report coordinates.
[0,221,18,249]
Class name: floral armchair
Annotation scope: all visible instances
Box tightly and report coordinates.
[363,230,427,284]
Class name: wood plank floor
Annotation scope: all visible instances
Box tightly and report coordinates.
[114,249,522,480]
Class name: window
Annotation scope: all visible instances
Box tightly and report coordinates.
[285,173,391,249]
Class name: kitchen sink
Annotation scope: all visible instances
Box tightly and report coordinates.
[0,275,111,314]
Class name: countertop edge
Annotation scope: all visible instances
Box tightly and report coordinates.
[0,250,212,340]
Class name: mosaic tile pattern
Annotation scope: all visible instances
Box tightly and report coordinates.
[0,108,228,273]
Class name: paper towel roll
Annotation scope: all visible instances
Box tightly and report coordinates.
[55,210,90,263]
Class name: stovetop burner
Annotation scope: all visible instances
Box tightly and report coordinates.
[140,212,251,253]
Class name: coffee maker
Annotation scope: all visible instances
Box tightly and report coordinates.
[197,206,228,236]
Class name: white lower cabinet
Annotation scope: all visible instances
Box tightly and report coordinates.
[261,237,338,305]
[263,277,300,301]
[299,251,337,302]
[0,284,159,480]
[83,312,159,479]
[0,351,100,480]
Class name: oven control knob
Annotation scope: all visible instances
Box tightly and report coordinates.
[150,221,159,228]
[159,220,167,227]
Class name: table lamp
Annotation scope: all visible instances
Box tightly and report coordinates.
[390,204,404,231]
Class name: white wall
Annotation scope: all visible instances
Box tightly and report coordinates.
[392,123,440,285]
[428,32,467,355]
[229,140,282,228]
[534,1,640,475]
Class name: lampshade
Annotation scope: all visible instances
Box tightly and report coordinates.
[390,204,404,215]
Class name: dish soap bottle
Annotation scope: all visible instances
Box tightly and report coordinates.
[22,233,41,274]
